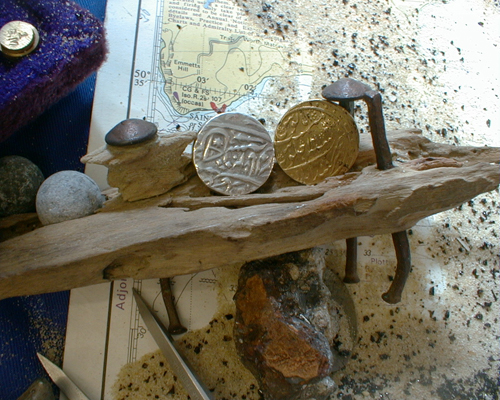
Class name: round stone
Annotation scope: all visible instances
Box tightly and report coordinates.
[0,155,44,218]
[105,119,158,146]
[36,171,104,225]
[193,112,275,195]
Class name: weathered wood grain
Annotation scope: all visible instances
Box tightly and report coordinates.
[0,130,498,299]
[81,131,197,201]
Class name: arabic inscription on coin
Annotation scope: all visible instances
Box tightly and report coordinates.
[193,113,274,195]
[274,100,359,185]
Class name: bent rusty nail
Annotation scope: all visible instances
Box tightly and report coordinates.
[322,77,394,171]
[364,89,395,171]
[160,277,188,334]
[323,78,411,303]
[382,231,412,304]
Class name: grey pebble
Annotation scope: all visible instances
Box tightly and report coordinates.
[105,118,158,146]
[0,155,45,218]
[36,171,104,225]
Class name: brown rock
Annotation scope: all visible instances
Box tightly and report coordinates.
[234,250,340,400]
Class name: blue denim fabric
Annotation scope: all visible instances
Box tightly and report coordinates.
[0,1,106,398]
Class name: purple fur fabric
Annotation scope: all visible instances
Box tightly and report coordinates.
[0,0,107,143]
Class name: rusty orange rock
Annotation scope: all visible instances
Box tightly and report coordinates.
[234,251,337,400]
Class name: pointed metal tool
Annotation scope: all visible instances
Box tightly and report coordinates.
[132,289,214,400]
[36,353,90,400]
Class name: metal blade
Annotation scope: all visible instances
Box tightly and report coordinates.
[36,353,91,400]
[132,289,213,400]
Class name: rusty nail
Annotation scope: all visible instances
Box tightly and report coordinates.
[160,277,187,334]
[382,231,412,304]
[321,82,365,284]
[363,89,395,171]
[323,78,411,303]
[321,80,367,285]
[322,77,394,171]
[344,237,360,283]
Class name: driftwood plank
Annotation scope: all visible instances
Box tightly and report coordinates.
[0,213,41,242]
[0,130,498,299]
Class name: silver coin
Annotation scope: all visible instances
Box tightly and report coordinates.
[193,113,274,195]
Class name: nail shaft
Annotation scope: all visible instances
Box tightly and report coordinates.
[344,237,360,283]
[365,91,394,171]
[382,231,412,304]
[364,90,411,303]
[160,277,187,334]
[337,99,360,285]
[339,99,355,115]
[323,78,412,303]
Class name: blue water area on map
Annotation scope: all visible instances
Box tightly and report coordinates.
[226,77,271,110]
[204,0,215,9]
[153,68,276,133]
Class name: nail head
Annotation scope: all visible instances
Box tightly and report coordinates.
[105,119,158,146]
[322,78,372,101]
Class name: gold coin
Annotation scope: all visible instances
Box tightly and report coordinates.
[0,21,39,58]
[274,100,359,185]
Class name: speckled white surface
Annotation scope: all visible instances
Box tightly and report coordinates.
[298,0,499,397]
[221,0,500,397]
[111,0,499,398]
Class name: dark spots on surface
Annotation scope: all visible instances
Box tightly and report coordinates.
[370,331,386,344]
[436,372,499,400]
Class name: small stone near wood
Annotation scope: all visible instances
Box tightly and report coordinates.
[0,155,44,218]
[36,171,104,225]
[105,119,158,146]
